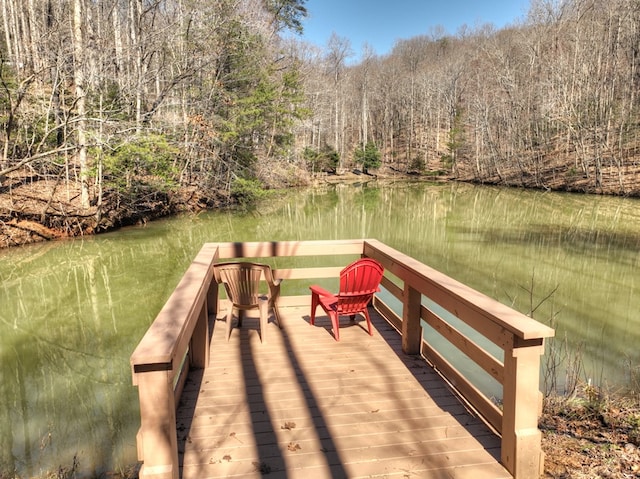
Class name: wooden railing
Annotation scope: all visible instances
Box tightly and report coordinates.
[130,239,554,479]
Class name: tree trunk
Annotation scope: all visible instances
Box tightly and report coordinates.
[72,0,90,209]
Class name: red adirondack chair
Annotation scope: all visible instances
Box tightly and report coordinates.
[309,258,384,341]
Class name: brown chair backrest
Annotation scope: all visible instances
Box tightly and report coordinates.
[214,262,274,307]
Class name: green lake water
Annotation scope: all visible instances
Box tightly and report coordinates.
[1,182,638,477]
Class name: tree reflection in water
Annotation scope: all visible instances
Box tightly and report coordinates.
[0,182,639,477]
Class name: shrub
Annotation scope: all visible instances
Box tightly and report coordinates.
[230,177,266,209]
[304,145,339,173]
[104,134,179,194]
[408,156,425,173]
[353,142,381,173]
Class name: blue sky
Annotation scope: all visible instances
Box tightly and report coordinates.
[299,0,531,59]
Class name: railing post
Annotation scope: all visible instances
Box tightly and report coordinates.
[136,370,179,479]
[208,280,218,316]
[402,284,422,354]
[501,337,546,478]
[190,299,209,368]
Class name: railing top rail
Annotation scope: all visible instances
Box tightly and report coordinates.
[208,239,366,259]
[364,239,555,342]
[130,243,218,376]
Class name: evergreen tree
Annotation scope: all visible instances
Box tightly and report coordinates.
[354,142,381,173]
[263,0,308,34]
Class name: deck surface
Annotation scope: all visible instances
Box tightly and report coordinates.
[177,302,511,479]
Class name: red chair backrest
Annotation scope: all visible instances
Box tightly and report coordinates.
[336,258,384,314]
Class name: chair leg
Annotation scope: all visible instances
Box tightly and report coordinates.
[226,307,234,341]
[310,292,319,325]
[330,312,340,341]
[272,304,282,329]
[362,308,373,336]
[258,298,269,344]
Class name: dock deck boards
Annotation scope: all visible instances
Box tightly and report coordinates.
[177,303,511,478]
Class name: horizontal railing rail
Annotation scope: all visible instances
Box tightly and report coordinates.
[130,239,554,479]
[363,239,555,478]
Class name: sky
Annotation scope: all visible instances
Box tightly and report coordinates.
[298,0,532,60]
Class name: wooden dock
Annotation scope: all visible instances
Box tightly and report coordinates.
[176,303,511,478]
[131,240,554,479]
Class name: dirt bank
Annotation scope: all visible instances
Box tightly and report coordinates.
[0,168,432,249]
[0,173,226,249]
[541,392,640,478]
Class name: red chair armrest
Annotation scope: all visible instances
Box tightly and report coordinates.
[309,285,332,296]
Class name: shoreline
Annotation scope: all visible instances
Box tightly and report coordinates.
[4,169,640,252]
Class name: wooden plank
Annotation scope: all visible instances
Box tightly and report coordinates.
[402,283,422,354]
[372,296,402,331]
[273,266,343,280]
[501,342,546,477]
[379,274,402,300]
[131,243,217,376]
[178,305,510,479]
[422,340,503,434]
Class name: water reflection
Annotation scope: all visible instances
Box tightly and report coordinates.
[0,233,195,477]
[1,182,639,477]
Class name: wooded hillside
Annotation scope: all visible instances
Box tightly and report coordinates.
[294,0,640,195]
[2,0,640,247]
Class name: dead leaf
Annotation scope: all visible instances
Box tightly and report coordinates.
[288,442,301,452]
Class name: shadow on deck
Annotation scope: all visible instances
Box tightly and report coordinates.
[176,303,511,478]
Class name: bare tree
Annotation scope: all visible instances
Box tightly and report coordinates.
[325,33,352,165]
[71,0,89,208]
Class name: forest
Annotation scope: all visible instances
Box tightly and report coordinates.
[1,0,640,247]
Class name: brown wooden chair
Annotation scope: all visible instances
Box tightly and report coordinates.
[214,262,282,343]
[310,258,384,341]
